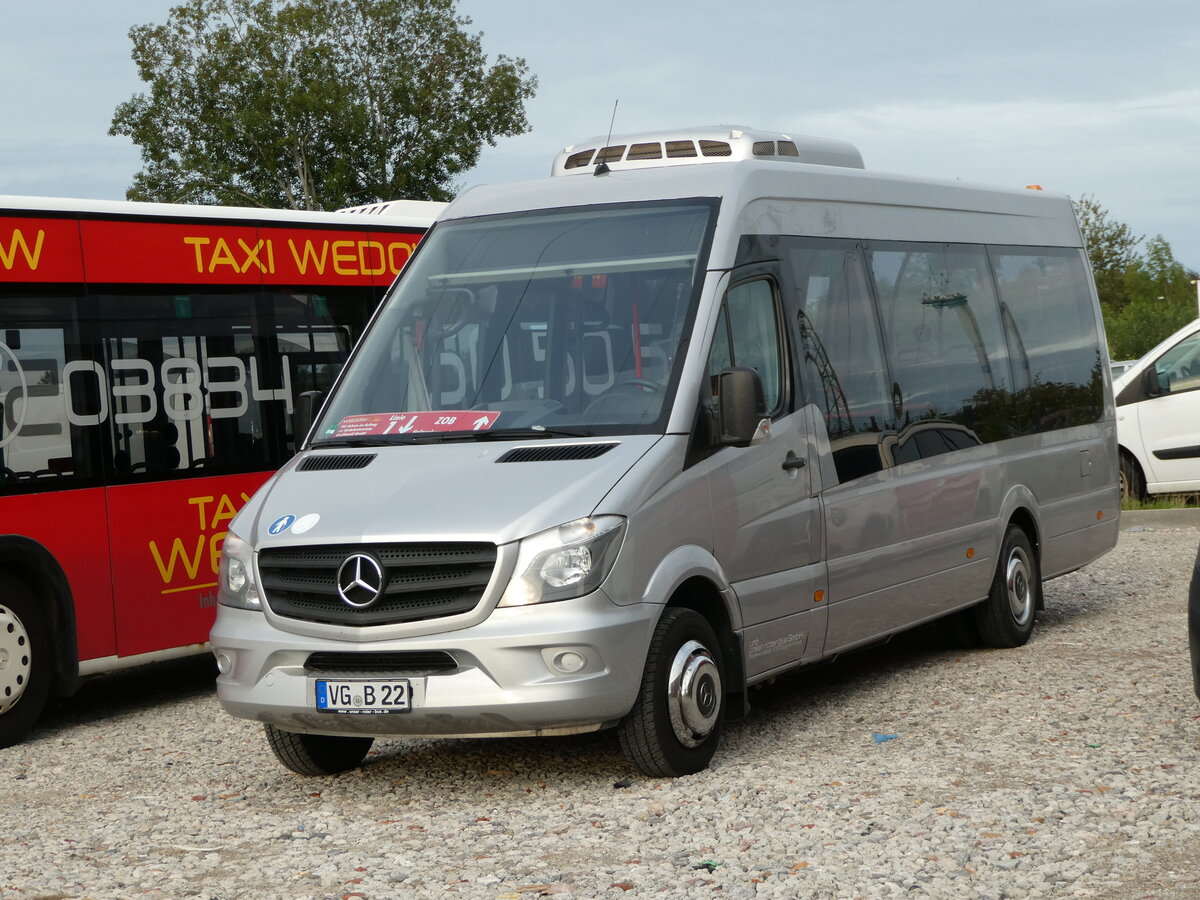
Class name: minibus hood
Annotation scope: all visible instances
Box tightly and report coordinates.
[241,435,663,547]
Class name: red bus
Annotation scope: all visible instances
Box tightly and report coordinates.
[0,195,442,746]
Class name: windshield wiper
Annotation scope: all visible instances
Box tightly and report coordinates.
[385,426,598,444]
[308,437,400,449]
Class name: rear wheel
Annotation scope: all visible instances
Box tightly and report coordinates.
[264,723,374,775]
[974,526,1040,648]
[0,575,53,749]
[618,608,724,778]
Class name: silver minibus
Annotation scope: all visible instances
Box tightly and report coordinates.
[210,127,1119,777]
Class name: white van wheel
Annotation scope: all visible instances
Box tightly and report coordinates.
[618,608,724,777]
[1119,454,1146,501]
[0,576,52,748]
[264,723,374,776]
[974,526,1040,648]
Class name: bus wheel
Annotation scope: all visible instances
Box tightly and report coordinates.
[618,608,724,778]
[263,723,374,776]
[0,576,53,749]
[974,526,1040,648]
[1119,453,1146,502]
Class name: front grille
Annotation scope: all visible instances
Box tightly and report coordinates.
[305,651,458,673]
[259,542,496,627]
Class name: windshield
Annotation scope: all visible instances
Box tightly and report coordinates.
[313,200,715,444]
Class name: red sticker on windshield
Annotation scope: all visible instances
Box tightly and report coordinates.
[332,411,500,437]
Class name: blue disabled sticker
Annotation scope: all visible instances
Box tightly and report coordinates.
[268,514,296,536]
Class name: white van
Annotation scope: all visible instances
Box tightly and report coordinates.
[1112,318,1200,498]
[210,127,1119,777]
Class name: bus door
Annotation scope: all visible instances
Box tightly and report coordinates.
[99,291,280,657]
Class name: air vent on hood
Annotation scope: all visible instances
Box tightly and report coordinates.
[495,443,618,463]
[297,453,377,472]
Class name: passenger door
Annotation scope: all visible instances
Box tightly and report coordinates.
[699,270,827,677]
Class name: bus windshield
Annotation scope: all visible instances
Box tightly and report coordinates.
[313,200,715,443]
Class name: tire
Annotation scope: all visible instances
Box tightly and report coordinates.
[264,723,374,776]
[618,608,725,778]
[0,575,53,749]
[1120,453,1146,502]
[974,526,1040,648]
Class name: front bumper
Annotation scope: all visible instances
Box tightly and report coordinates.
[210,590,657,738]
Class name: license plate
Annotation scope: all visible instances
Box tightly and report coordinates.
[315,679,412,714]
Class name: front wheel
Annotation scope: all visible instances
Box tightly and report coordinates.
[618,608,725,777]
[0,575,53,749]
[1119,453,1146,502]
[264,723,374,776]
[974,526,1040,648]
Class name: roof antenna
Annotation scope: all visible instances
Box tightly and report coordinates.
[594,99,619,176]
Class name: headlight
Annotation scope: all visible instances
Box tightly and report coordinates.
[217,531,262,611]
[499,516,626,607]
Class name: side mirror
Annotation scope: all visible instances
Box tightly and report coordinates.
[293,390,325,448]
[717,367,768,447]
[1141,366,1162,398]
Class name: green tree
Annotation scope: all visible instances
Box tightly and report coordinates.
[109,0,537,209]
[1073,194,1142,314]
[1107,235,1197,360]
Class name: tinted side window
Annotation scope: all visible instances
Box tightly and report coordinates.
[990,247,1104,430]
[781,239,893,482]
[868,242,1011,442]
[0,292,102,493]
[97,288,374,480]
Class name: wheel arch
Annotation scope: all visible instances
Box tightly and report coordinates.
[0,536,79,694]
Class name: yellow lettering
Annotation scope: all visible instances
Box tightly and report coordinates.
[288,238,328,275]
[208,238,238,272]
[183,236,210,272]
[0,228,45,271]
[209,531,227,575]
[149,535,206,584]
[387,242,414,274]
[211,494,238,528]
[358,241,386,276]
[237,238,267,273]
[188,495,215,530]
[332,240,356,275]
[267,239,275,274]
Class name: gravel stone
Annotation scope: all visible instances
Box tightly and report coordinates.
[2,517,1199,898]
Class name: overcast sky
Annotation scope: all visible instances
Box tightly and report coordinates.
[2,1,1198,268]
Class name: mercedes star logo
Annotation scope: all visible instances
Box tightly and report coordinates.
[336,553,385,608]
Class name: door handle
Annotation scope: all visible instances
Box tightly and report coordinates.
[782,453,806,471]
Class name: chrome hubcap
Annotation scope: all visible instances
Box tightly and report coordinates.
[1006,546,1034,626]
[667,640,721,748]
[0,605,31,715]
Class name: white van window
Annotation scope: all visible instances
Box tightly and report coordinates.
[1149,331,1200,395]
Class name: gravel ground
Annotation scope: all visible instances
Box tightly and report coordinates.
[3,517,1200,900]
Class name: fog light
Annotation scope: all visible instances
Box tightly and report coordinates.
[552,650,587,674]
[214,650,234,675]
